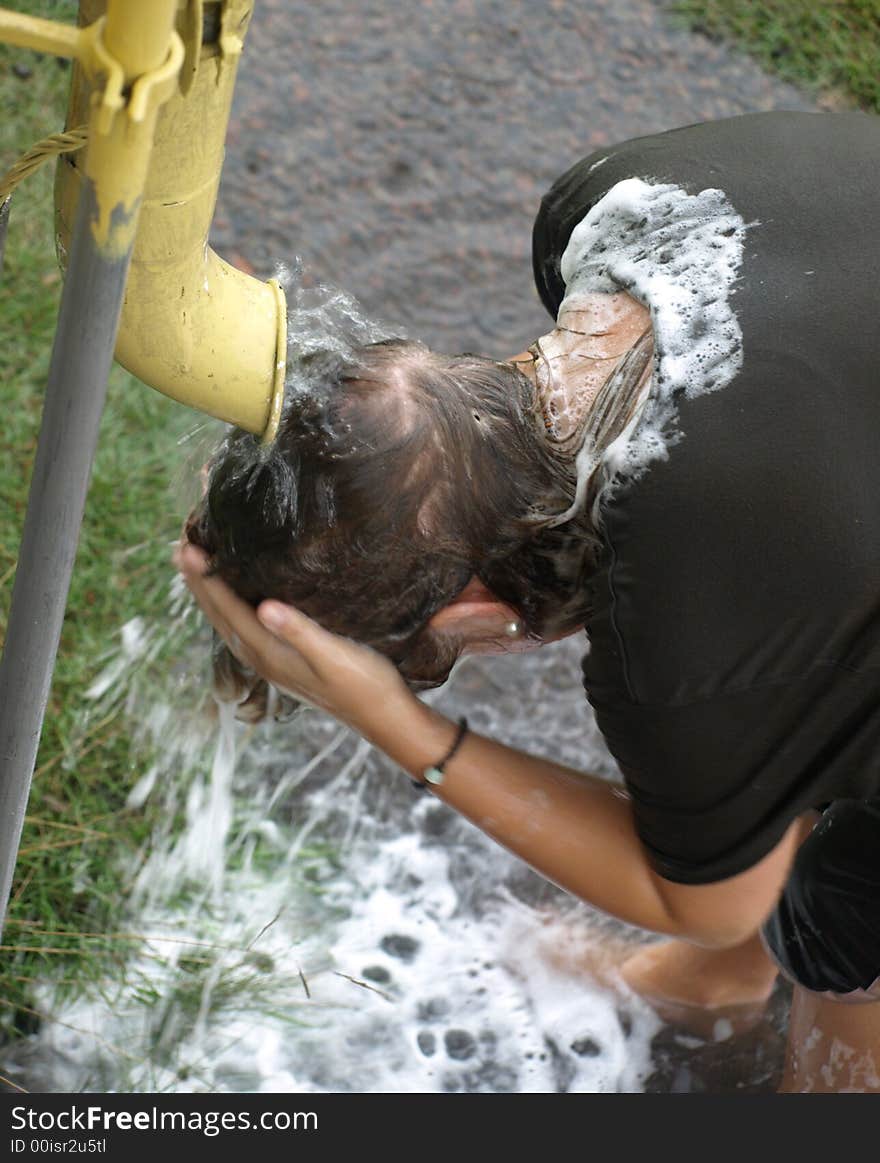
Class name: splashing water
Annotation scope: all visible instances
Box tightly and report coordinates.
[2,562,679,1093]
[272,257,401,429]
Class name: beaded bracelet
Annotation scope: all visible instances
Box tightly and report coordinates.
[411,717,469,790]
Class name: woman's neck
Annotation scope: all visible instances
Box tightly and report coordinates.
[513,290,653,451]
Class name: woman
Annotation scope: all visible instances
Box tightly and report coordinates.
[178,110,880,1092]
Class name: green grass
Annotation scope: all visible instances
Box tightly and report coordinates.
[670,1,880,113]
[1,1,204,1031]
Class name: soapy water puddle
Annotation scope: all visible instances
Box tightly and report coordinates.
[2,575,789,1094]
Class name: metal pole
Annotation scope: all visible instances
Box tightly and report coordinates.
[0,196,10,282]
[0,177,132,934]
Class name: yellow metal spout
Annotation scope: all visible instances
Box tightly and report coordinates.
[55,0,287,440]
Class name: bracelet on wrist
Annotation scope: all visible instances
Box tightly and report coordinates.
[411,717,469,791]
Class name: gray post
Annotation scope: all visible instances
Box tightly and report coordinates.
[0,178,133,935]
[0,196,10,282]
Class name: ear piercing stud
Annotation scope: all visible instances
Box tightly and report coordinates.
[505,621,521,638]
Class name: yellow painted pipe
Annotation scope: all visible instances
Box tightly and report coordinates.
[81,1,182,258]
[55,0,287,440]
[103,0,178,79]
[0,8,81,58]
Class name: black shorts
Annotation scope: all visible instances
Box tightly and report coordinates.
[761,799,880,999]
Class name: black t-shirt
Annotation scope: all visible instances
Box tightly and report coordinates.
[532,111,880,884]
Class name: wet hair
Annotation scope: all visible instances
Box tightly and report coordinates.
[186,337,622,720]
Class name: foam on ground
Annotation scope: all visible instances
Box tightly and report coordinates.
[1,611,663,1094]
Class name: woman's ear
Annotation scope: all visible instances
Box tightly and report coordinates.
[427,577,523,642]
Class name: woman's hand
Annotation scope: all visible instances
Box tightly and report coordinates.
[175,542,417,736]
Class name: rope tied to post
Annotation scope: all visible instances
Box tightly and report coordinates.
[0,125,88,204]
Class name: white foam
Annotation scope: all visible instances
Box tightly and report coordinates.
[559,177,750,500]
[8,829,661,1094]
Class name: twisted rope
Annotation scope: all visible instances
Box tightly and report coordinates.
[0,125,88,203]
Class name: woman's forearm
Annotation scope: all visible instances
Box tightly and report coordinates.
[364,692,803,949]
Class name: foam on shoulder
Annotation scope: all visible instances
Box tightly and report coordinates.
[560,177,750,503]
